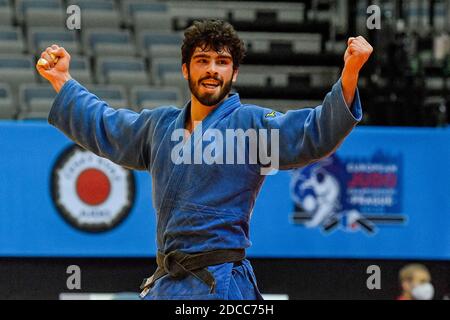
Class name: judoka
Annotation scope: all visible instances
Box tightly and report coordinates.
[36,19,373,300]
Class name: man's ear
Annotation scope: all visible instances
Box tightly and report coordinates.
[182,63,189,80]
[232,68,239,83]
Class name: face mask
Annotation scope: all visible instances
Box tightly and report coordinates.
[411,283,434,300]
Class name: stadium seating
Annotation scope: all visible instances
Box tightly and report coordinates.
[150,57,190,100]
[84,83,129,109]
[237,65,340,88]
[69,55,92,84]
[83,29,136,57]
[67,0,121,29]
[28,27,80,55]
[17,0,65,28]
[96,56,149,89]
[239,32,322,54]
[0,0,13,26]
[24,8,65,29]
[0,55,36,106]
[18,83,56,119]
[0,0,335,120]
[170,6,228,30]
[130,85,183,111]
[151,57,180,85]
[122,1,169,24]
[137,31,182,59]
[123,1,172,32]
[0,0,431,126]
[0,83,15,119]
[166,0,307,31]
[0,27,25,54]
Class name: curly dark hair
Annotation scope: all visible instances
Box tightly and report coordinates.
[181,19,246,70]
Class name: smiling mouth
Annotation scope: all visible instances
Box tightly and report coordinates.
[201,80,220,89]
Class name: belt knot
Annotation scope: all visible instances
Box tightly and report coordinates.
[162,250,188,279]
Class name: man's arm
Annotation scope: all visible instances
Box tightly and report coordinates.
[341,36,373,106]
[253,36,372,170]
[258,79,362,170]
[36,45,154,170]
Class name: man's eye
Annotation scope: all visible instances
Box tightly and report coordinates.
[218,60,228,65]
[198,59,207,63]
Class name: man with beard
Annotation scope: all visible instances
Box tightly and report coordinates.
[37,19,372,300]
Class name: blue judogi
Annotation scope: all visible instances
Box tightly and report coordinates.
[48,78,362,300]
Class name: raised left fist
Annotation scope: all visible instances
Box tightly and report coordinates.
[343,36,373,73]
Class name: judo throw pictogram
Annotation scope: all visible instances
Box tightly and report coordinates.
[290,153,407,235]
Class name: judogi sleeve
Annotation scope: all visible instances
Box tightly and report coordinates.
[48,79,154,171]
[257,78,363,169]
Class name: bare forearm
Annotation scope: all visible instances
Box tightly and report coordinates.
[341,67,359,107]
[51,74,72,93]
[340,35,373,107]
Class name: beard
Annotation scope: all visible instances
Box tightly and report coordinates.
[188,73,233,107]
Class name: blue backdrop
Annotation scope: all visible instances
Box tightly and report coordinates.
[0,121,449,259]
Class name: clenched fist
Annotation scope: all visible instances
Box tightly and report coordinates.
[340,36,373,107]
[36,44,72,93]
[343,36,373,74]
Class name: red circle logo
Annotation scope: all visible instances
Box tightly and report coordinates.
[76,168,111,206]
[51,145,135,233]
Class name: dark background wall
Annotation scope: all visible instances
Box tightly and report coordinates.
[1,258,448,300]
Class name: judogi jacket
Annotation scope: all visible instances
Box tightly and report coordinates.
[49,78,362,299]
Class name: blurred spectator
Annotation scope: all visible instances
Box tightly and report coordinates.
[397,263,434,300]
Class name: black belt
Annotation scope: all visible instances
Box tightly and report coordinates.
[140,249,245,297]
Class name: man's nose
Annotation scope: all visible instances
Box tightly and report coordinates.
[206,61,219,74]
